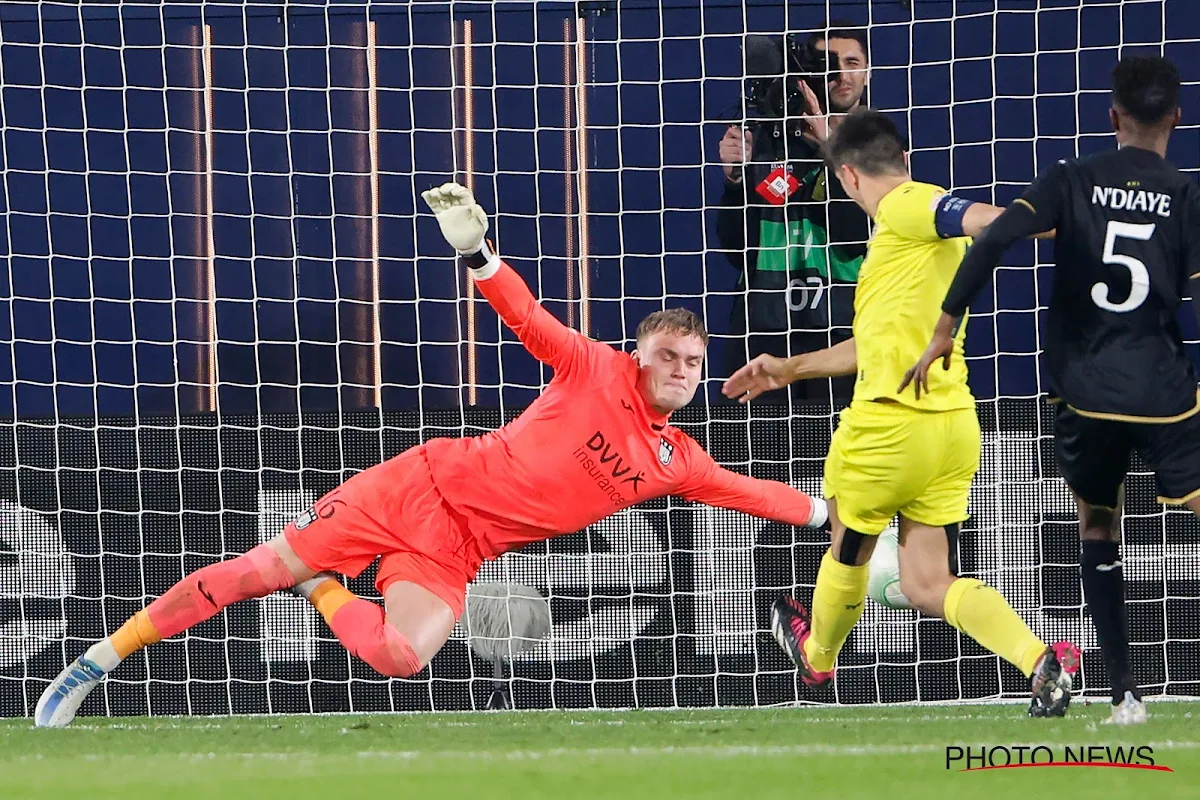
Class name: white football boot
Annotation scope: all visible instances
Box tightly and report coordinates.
[34,655,107,728]
[1103,691,1148,725]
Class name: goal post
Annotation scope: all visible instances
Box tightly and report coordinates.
[1,0,1199,716]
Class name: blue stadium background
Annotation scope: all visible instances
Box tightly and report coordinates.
[2,0,1197,419]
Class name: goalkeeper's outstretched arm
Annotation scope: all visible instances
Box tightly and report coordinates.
[421,182,580,372]
[675,439,827,528]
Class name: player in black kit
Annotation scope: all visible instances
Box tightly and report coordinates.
[903,55,1200,725]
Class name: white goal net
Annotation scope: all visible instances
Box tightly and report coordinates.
[1,0,1198,716]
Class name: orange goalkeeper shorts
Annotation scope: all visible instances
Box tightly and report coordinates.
[282,444,484,619]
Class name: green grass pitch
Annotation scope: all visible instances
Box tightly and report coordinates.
[2,701,1197,799]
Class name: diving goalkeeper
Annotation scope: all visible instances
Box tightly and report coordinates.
[723,109,1081,716]
[35,183,828,728]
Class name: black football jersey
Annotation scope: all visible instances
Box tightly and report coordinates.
[1018,146,1200,420]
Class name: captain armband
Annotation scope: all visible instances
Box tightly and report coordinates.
[933,193,976,239]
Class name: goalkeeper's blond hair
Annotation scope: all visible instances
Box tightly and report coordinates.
[636,308,708,346]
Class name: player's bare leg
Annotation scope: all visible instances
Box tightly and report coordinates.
[1075,488,1146,725]
[896,516,1080,717]
[772,498,874,686]
[294,575,455,677]
[894,516,957,616]
[35,535,313,728]
[386,582,457,665]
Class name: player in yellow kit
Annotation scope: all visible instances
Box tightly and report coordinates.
[724,108,1080,716]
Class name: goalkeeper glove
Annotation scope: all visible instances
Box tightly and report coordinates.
[421,182,489,255]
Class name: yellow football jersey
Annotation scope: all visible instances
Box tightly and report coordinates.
[852,180,975,412]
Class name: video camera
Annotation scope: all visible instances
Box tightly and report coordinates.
[742,33,840,123]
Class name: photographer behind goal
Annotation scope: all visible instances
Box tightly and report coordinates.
[714,23,871,404]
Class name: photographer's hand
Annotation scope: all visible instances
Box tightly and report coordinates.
[719,125,754,184]
[797,81,830,143]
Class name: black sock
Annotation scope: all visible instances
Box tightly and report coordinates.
[1080,539,1138,703]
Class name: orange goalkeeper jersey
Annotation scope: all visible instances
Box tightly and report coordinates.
[424,259,817,559]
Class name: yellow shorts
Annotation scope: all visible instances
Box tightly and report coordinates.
[823,401,980,534]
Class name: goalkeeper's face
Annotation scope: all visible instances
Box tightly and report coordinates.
[632,331,705,413]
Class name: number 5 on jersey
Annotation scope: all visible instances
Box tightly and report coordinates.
[1093,220,1155,313]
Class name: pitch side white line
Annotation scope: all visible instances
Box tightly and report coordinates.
[12,740,1200,764]
[36,706,1196,732]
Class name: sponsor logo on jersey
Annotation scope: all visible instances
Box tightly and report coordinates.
[572,431,647,506]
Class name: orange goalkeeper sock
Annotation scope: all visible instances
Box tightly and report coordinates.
[83,610,162,673]
[300,576,422,678]
[943,577,1047,677]
[85,544,295,673]
[110,611,162,659]
[306,577,356,622]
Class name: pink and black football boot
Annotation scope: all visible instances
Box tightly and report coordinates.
[1028,640,1081,717]
[770,595,834,687]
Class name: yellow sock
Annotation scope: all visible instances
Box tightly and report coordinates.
[943,578,1047,677]
[110,610,162,659]
[308,578,356,624]
[802,551,869,672]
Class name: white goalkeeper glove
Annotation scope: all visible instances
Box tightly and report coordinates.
[421,182,489,255]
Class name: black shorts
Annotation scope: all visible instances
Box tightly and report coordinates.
[1054,403,1200,508]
